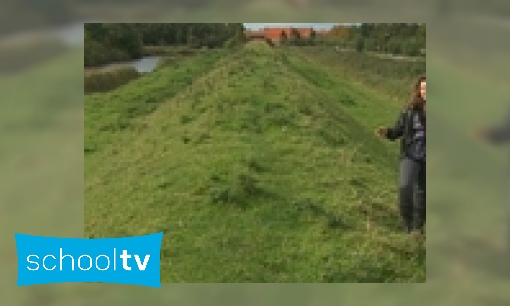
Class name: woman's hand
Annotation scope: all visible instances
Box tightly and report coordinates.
[375,126,388,138]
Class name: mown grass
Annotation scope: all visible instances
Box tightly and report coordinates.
[85,41,425,283]
[85,49,230,154]
[293,46,426,103]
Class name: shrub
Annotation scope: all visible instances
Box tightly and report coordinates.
[84,67,140,94]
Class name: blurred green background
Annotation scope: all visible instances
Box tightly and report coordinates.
[1,0,510,305]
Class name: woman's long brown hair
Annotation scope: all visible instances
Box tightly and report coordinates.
[407,75,426,109]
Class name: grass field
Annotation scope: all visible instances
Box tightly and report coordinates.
[84,40,425,283]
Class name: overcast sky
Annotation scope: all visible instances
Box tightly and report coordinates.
[243,23,348,30]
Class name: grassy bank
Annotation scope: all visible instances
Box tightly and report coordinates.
[85,48,230,152]
[85,67,140,94]
[85,41,425,282]
[84,45,209,94]
[142,45,202,56]
[292,46,425,102]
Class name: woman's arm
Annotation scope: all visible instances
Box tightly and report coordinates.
[385,110,407,141]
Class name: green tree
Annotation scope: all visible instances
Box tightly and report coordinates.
[356,37,364,52]
[84,23,246,67]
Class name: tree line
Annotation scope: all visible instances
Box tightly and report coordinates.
[281,23,425,57]
[351,23,425,56]
[85,23,245,67]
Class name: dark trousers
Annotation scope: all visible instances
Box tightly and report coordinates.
[399,158,426,232]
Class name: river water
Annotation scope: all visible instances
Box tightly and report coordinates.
[52,22,165,73]
[124,56,163,73]
[84,55,166,74]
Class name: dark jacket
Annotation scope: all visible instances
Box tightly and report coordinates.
[386,106,426,162]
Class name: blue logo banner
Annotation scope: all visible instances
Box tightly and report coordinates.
[15,232,163,287]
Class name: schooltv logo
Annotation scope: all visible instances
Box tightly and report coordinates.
[15,232,163,287]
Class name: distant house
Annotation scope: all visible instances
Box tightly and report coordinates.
[245,30,266,40]
[245,27,314,45]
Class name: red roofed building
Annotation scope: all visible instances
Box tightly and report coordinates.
[245,30,266,40]
[246,26,315,45]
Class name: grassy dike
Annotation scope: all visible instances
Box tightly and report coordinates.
[85,41,425,282]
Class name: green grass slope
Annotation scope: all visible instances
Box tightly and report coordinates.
[290,46,425,104]
[85,41,425,283]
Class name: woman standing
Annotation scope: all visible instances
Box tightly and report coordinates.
[375,76,426,234]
